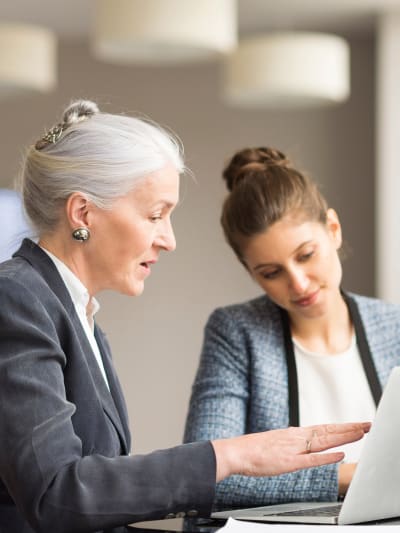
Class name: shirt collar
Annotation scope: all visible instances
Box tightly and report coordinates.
[40,247,100,318]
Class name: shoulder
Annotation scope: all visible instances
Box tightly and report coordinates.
[0,256,65,317]
[349,292,400,322]
[208,294,278,324]
[0,256,47,293]
[349,292,400,356]
[349,293,400,379]
[205,295,283,342]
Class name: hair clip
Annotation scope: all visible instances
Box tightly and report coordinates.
[35,122,67,150]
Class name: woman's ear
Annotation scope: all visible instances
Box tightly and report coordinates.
[326,208,342,249]
[65,192,91,230]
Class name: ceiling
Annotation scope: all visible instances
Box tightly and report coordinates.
[0,0,400,40]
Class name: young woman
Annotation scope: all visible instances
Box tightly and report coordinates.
[184,146,399,509]
[0,106,369,533]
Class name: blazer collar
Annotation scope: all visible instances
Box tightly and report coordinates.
[14,238,75,314]
[14,239,129,453]
[279,291,382,427]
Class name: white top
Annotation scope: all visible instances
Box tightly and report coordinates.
[294,335,376,463]
[41,248,110,390]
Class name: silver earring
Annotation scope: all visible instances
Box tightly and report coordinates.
[72,227,90,242]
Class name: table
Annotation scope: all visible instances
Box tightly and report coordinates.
[128,517,226,532]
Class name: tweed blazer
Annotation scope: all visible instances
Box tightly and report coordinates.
[0,240,215,533]
[184,292,400,509]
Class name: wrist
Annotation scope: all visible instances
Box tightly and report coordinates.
[212,437,241,482]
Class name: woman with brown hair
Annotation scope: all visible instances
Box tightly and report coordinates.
[184,146,400,509]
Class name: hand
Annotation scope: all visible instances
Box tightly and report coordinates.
[212,422,370,482]
[338,463,357,496]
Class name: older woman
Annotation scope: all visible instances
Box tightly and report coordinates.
[0,101,369,533]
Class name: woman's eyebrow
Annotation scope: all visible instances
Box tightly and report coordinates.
[253,262,277,271]
[152,199,178,210]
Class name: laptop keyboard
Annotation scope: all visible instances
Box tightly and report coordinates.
[267,504,343,517]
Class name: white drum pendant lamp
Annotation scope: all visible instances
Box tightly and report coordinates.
[223,32,350,108]
[0,23,56,97]
[92,0,237,64]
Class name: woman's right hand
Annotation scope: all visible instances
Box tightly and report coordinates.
[338,463,357,496]
[212,422,370,482]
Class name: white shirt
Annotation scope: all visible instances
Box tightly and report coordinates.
[294,335,376,463]
[41,248,110,390]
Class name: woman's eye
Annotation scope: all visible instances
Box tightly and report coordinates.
[299,251,314,262]
[150,215,162,222]
[261,270,280,280]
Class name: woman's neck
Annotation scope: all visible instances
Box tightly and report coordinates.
[39,234,95,296]
[289,292,353,355]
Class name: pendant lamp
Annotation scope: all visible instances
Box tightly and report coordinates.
[92,0,237,64]
[222,32,350,108]
[0,23,56,97]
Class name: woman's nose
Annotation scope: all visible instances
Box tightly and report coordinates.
[289,268,309,294]
[155,219,176,252]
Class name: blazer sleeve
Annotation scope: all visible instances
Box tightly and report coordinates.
[183,306,339,509]
[0,277,216,532]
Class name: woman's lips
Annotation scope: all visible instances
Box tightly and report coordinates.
[293,289,320,307]
[139,260,156,276]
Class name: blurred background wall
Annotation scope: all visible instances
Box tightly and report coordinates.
[0,1,391,453]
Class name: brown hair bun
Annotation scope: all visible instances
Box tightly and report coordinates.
[223,147,291,192]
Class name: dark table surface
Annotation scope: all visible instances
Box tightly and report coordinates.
[128,517,226,532]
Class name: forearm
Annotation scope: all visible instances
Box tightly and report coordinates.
[29,442,216,532]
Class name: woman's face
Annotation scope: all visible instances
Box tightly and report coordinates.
[242,209,343,322]
[87,165,179,296]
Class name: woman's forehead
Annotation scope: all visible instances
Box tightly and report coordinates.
[243,218,328,260]
[129,167,180,205]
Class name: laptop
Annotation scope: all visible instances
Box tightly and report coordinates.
[212,366,400,525]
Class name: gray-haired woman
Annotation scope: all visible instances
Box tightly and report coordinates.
[0,100,370,533]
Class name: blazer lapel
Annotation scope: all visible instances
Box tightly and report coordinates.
[66,308,130,455]
[95,327,131,453]
[280,290,383,427]
[14,239,130,453]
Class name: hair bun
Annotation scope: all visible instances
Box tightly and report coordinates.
[223,146,292,192]
[63,99,99,126]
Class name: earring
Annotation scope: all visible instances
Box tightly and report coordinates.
[72,227,90,242]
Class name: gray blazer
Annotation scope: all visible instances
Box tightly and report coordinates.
[184,292,400,509]
[0,240,215,533]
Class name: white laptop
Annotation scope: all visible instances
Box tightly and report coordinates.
[212,366,400,525]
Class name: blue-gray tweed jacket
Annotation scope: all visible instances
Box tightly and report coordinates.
[184,292,400,509]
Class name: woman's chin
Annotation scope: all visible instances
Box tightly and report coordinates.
[118,280,145,297]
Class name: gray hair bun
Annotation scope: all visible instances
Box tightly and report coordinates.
[63,99,99,126]
[35,99,99,150]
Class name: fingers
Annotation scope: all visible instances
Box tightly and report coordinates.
[284,450,346,474]
[303,430,362,454]
[303,451,345,468]
[301,422,371,454]
[310,421,371,437]
[310,430,367,453]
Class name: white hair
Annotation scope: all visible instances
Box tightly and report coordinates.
[20,99,184,234]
